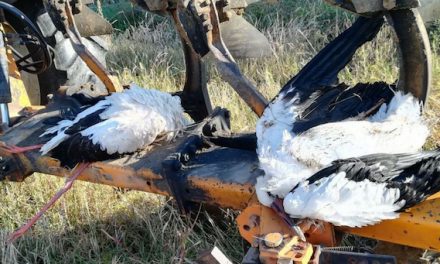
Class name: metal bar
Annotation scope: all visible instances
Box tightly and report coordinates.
[0,103,9,127]
[203,0,268,117]
[2,137,440,251]
[0,11,11,127]
[389,8,432,106]
[340,198,440,251]
[62,1,121,93]
[171,10,213,122]
[176,0,268,117]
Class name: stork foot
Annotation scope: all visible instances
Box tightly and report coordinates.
[7,162,90,243]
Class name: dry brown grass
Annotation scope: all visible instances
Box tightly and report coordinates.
[0,0,439,262]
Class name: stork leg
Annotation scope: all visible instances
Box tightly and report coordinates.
[7,162,91,243]
[1,144,44,154]
[271,198,307,242]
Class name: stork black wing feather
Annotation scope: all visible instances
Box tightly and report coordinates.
[301,150,440,211]
[292,82,396,134]
[51,133,119,168]
[64,107,108,135]
[280,16,385,103]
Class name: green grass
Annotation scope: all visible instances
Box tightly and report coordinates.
[1,0,440,262]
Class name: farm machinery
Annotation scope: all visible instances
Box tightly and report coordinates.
[0,0,437,263]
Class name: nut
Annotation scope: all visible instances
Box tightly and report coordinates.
[264,232,283,248]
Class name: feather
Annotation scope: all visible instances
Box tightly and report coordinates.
[256,90,428,201]
[40,84,189,166]
[282,150,440,227]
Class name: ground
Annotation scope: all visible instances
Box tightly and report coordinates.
[1,0,440,263]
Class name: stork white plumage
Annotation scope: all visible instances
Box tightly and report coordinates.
[39,84,188,166]
[256,89,428,206]
[255,15,434,230]
[282,150,440,227]
[8,84,189,242]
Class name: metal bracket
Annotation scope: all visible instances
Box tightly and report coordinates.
[0,19,10,127]
[173,27,213,121]
[162,135,203,214]
[171,0,268,117]
[194,0,268,116]
[389,8,432,106]
[44,0,121,94]
[236,204,335,263]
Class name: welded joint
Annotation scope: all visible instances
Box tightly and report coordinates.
[162,135,204,214]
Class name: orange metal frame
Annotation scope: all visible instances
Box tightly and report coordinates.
[1,3,438,261]
[1,134,440,252]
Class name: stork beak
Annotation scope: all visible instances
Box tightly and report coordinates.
[270,198,306,242]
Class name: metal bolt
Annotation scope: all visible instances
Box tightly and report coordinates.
[264,233,283,248]
[204,24,213,32]
[201,13,209,21]
[1,164,9,172]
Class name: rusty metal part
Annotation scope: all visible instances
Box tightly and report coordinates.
[59,1,121,93]
[73,5,113,37]
[178,40,212,121]
[162,135,203,214]
[171,10,212,122]
[171,3,265,120]
[2,104,440,251]
[2,106,440,251]
[278,237,314,264]
[342,198,440,252]
[264,233,283,248]
[236,204,336,248]
[389,8,432,106]
[237,204,317,263]
[0,17,11,127]
[197,0,268,117]
[168,0,271,117]
[236,204,325,263]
